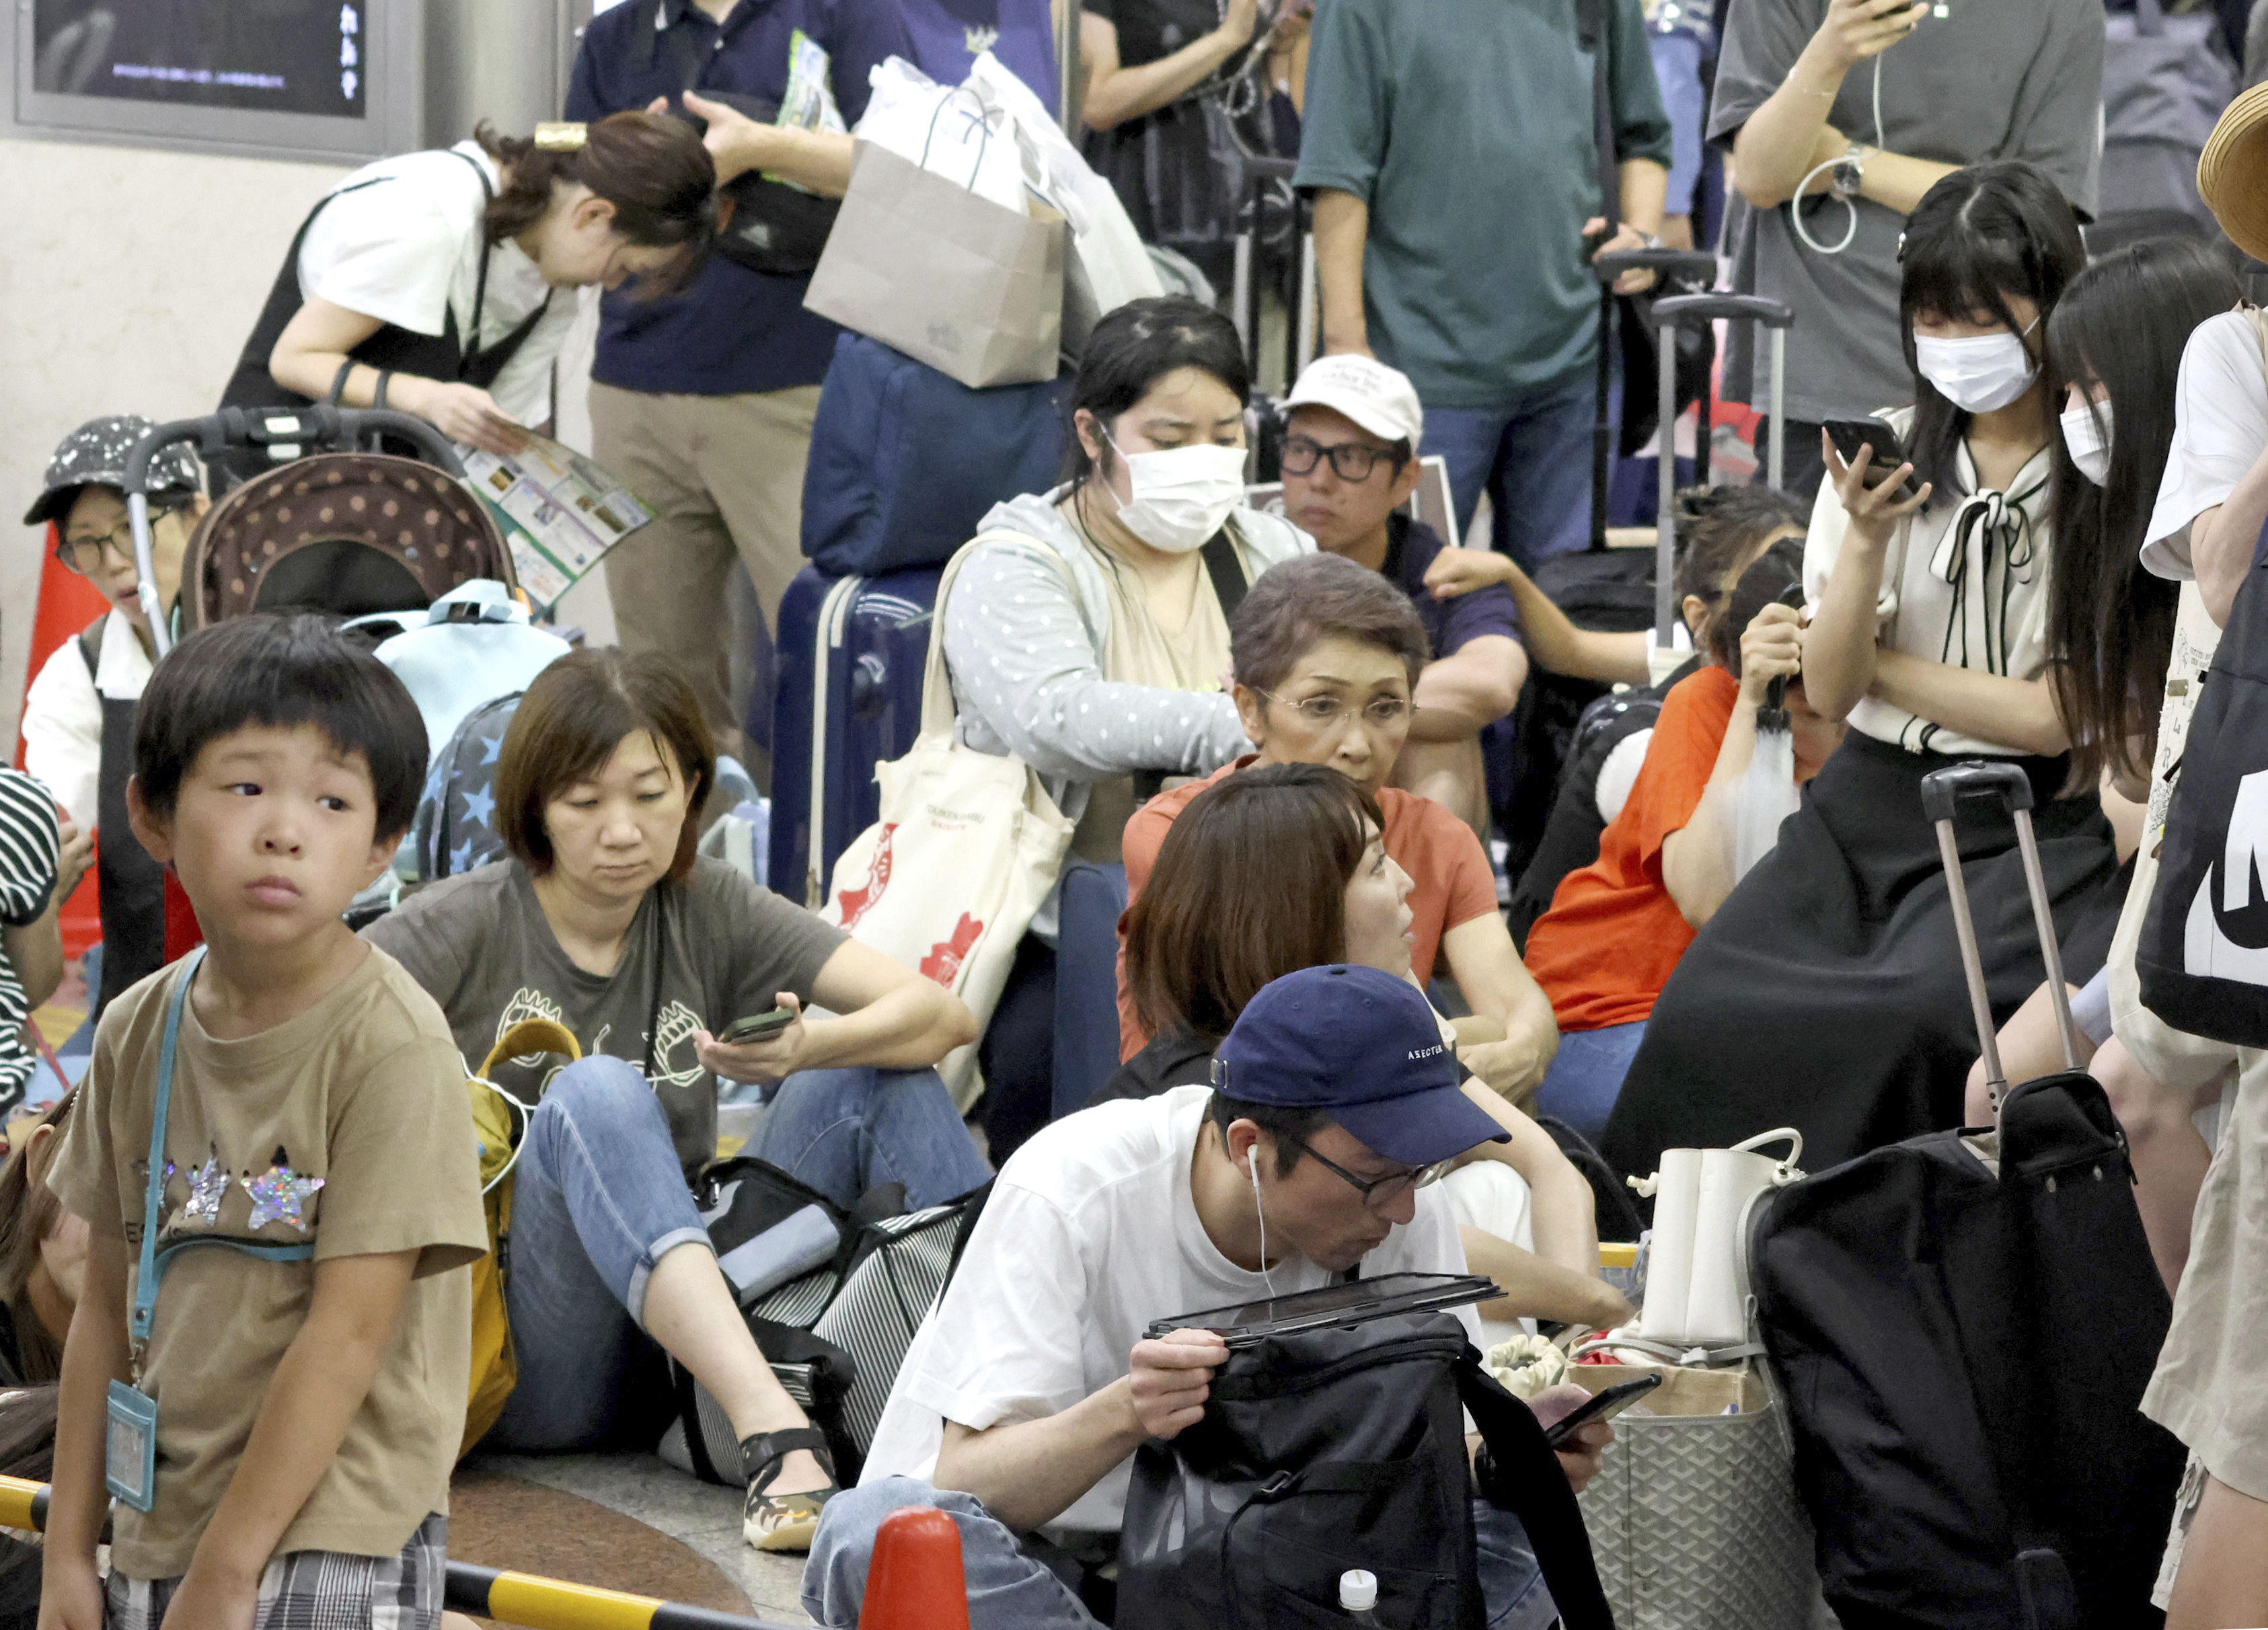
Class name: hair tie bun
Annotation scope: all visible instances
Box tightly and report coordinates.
[534,122,588,152]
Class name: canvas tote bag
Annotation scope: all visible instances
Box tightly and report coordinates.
[822,535,1075,1105]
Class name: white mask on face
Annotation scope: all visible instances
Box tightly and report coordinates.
[1914,326,2041,415]
[2060,400,2112,486]
[1102,430,1249,554]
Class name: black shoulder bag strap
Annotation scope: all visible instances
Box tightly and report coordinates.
[441,148,552,381]
[1132,531,1251,804]
[1579,0,1616,236]
[1459,1357,1616,1630]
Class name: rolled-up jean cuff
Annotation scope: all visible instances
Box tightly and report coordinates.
[628,1227,716,1329]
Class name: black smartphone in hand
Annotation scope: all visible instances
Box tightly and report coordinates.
[1544,1372,1663,1448]
[1823,419,1920,501]
[718,1007,795,1045]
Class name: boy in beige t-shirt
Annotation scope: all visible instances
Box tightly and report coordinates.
[40,614,487,1630]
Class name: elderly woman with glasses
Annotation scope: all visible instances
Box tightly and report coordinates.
[19,416,204,1019]
[1117,551,1560,1104]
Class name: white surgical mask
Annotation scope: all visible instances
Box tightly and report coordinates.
[1102,432,1249,554]
[2059,401,2112,486]
[1914,325,2040,415]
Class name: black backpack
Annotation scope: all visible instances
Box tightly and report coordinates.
[1751,1081,2183,1629]
[2137,512,2268,1043]
[1116,1314,1612,1630]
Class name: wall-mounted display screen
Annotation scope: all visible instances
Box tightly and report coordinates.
[32,0,367,118]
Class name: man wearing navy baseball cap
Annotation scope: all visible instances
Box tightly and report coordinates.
[806,964,1612,1629]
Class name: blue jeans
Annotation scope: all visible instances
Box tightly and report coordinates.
[1429,367,1597,570]
[803,1477,1557,1630]
[1533,1021,1648,1146]
[751,1065,991,1212]
[485,1056,987,1452]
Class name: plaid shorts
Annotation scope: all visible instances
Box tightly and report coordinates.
[104,1512,446,1630]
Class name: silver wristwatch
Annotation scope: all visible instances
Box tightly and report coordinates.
[1831,143,1867,201]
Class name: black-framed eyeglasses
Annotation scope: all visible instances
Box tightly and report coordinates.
[1277,1131,1452,1209]
[1253,689,1411,731]
[1280,435,1405,483]
[54,520,139,577]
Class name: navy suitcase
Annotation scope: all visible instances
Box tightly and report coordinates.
[768,565,942,907]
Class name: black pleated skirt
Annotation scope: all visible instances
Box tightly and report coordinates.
[1600,731,2121,1183]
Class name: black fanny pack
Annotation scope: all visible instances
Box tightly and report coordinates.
[642,0,839,279]
[693,89,840,276]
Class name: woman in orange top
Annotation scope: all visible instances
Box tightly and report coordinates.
[1119,552,1558,1101]
[1522,541,1844,1138]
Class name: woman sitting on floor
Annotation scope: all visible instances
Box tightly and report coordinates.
[1601,161,2121,1181]
[366,648,984,1553]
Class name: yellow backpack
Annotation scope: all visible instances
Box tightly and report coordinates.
[462,1018,580,1456]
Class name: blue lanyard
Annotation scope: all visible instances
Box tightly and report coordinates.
[128,948,313,1372]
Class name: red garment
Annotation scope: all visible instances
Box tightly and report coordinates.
[1524,665,1741,1032]
[1117,756,1499,1058]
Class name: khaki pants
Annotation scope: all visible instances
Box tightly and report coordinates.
[591,380,823,748]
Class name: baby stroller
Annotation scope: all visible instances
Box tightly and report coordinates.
[122,405,519,659]
[121,408,562,925]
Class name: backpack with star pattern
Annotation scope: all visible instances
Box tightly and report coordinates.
[413,691,521,883]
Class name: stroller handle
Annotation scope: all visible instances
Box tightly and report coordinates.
[121,409,470,662]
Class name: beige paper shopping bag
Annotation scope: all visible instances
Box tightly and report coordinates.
[804,139,1065,387]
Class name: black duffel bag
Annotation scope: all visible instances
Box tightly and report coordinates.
[1116,1313,1611,1630]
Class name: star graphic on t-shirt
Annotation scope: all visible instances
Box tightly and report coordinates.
[450,839,477,876]
[459,781,496,830]
[183,1151,230,1225]
[241,1150,323,1234]
[479,733,503,765]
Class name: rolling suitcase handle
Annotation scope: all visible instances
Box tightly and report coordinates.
[1644,292,1794,670]
[1920,761,2084,1115]
[122,410,468,659]
[1587,249,1718,553]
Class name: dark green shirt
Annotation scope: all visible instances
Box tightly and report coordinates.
[1295,0,1672,406]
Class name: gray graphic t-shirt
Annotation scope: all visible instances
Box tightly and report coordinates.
[365,857,847,1173]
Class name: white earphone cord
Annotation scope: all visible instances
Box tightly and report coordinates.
[1250,1153,1279,1298]
[1788,54,1885,257]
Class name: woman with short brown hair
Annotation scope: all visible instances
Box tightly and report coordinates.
[366,647,983,1553]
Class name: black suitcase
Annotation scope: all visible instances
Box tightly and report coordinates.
[1749,761,2183,1630]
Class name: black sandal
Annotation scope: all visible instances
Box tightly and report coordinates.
[741,1426,838,1553]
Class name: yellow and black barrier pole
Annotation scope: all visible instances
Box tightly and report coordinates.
[0,1476,800,1630]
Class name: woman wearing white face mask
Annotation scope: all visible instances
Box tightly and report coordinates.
[1603,163,2130,1185]
[940,295,1309,1160]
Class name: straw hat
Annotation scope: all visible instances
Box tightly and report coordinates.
[2199,79,2268,263]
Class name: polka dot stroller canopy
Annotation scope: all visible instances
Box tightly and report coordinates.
[179,453,517,632]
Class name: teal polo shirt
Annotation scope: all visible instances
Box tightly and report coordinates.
[1295,0,1672,408]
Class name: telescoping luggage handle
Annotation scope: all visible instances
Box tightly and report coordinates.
[121,409,467,660]
[1647,293,1794,666]
[1587,249,1717,555]
[1920,761,2085,1115]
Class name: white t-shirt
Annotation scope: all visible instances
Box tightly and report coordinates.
[1802,408,2055,757]
[859,1084,1480,1534]
[296,142,572,428]
[2142,309,2268,582]
[21,613,153,832]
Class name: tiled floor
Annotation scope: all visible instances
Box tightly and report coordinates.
[476,1452,816,1625]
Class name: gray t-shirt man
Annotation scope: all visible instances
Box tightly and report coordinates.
[365,857,845,1174]
[1710,0,2103,426]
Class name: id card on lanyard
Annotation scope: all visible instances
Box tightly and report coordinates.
[106,948,314,1512]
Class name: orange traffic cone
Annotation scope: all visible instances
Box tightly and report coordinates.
[17,531,110,959]
[858,1506,971,1630]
